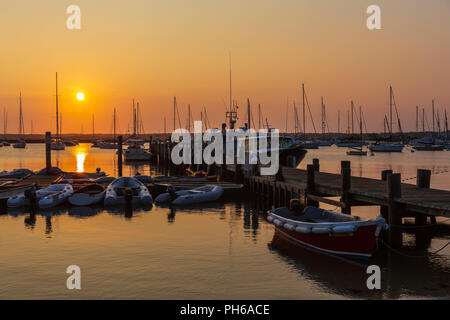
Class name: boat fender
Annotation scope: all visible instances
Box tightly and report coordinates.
[267,216,274,223]
[295,226,311,234]
[273,219,284,227]
[311,227,332,234]
[283,223,296,231]
[333,225,356,234]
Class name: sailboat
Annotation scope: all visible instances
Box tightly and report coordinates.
[369,86,404,153]
[347,106,367,156]
[50,73,65,150]
[124,100,151,161]
[1,109,10,146]
[99,108,118,149]
[13,93,26,148]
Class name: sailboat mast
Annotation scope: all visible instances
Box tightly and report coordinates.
[173,96,176,131]
[302,83,305,138]
[338,110,340,135]
[351,100,354,135]
[55,72,59,140]
[114,108,116,143]
[188,104,191,132]
[247,98,251,129]
[432,99,435,133]
[389,86,393,138]
[229,53,232,112]
[258,104,261,129]
[92,114,95,138]
[416,106,419,132]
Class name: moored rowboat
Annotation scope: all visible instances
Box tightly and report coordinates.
[267,204,388,260]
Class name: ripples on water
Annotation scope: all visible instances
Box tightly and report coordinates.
[0,144,449,299]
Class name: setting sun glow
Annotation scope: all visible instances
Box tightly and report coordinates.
[76,92,85,101]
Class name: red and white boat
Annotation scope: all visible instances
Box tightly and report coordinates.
[267,205,388,260]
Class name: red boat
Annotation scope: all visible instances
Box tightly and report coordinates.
[267,204,388,260]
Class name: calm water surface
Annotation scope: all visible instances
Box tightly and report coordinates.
[0,144,449,299]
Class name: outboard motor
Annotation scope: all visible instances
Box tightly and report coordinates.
[289,199,303,216]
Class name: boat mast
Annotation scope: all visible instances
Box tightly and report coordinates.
[302,83,305,138]
[114,107,116,143]
[432,99,435,134]
[389,86,393,139]
[229,53,232,113]
[445,109,448,139]
[247,98,251,129]
[351,100,354,135]
[173,96,176,131]
[4,108,7,140]
[188,104,191,132]
[92,114,95,138]
[55,72,59,140]
[416,106,419,133]
[359,106,363,150]
[338,110,340,135]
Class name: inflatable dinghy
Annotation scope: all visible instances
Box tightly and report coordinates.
[155,185,224,205]
[104,177,152,206]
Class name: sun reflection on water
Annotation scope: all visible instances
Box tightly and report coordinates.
[72,145,88,173]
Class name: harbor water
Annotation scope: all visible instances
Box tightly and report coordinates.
[0,144,449,299]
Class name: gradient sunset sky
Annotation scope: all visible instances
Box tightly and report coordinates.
[0,0,449,134]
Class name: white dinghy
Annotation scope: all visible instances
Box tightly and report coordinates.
[104,177,153,206]
[155,185,224,205]
[8,184,73,208]
[38,184,74,208]
[69,184,105,206]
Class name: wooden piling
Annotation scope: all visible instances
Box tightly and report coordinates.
[341,161,351,214]
[312,158,320,172]
[380,170,393,219]
[118,136,123,177]
[416,169,431,188]
[416,169,434,224]
[387,173,402,248]
[306,164,318,207]
[45,132,51,174]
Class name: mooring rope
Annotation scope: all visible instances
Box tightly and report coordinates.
[401,168,450,182]
[378,239,450,258]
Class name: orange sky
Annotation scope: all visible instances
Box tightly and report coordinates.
[0,0,449,134]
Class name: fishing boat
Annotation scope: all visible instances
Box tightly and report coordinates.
[68,184,105,206]
[38,184,73,208]
[13,93,26,149]
[155,185,224,205]
[267,202,388,259]
[104,177,153,206]
[8,184,73,208]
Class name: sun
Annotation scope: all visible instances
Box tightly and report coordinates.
[76,92,85,101]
